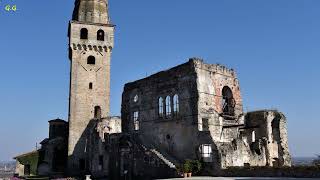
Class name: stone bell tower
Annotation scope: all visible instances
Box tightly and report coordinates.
[67,0,114,172]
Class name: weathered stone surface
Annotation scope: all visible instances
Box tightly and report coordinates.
[67,8,114,173]
[121,58,292,173]
[72,0,110,24]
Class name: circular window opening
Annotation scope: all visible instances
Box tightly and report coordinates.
[133,94,139,103]
[166,134,171,140]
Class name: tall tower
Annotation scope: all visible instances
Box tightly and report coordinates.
[68,0,114,172]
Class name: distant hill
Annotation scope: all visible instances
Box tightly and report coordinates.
[292,157,316,166]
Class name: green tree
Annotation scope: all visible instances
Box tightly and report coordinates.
[191,160,202,174]
[313,155,320,167]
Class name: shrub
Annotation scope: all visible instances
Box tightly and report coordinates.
[191,160,202,174]
[182,160,193,173]
[180,159,202,174]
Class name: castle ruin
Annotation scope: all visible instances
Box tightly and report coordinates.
[14,0,291,179]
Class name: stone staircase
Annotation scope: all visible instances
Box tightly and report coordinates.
[150,148,176,169]
[132,135,179,170]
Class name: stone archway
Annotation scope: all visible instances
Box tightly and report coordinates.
[222,86,235,116]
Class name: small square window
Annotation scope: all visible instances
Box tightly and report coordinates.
[202,118,209,131]
[134,120,139,131]
[201,144,212,162]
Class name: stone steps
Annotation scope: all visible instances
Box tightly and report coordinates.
[150,149,176,169]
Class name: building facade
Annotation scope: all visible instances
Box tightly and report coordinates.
[121,58,292,173]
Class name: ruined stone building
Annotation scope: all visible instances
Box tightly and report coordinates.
[14,0,292,179]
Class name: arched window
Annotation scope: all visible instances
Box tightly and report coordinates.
[89,83,93,89]
[252,131,256,143]
[80,28,88,39]
[158,97,164,117]
[87,56,95,65]
[133,111,139,131]
[97,30,105,41]
[165,96,171,116]
[94,106,101,119]
[173,94,179,114]
[222,86,235,116]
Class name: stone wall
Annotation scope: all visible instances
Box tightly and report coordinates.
[85,117,121,178]
[121,59,199,162]
[245,110,292,167]
[120,58,292,173]
[194,58,244,144]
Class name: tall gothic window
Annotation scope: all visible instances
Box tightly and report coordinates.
[173,94,179,114]
[252,131,256,143]
[80,28,88,39]
[99,155,104,170]
[158,97,164,117]
[165,96,171,117]
[133,111,139,131]
[97,30,105,41]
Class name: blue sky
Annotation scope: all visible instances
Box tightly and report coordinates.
[0,0,319,161]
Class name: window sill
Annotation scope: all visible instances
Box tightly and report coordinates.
[155,116,181,123]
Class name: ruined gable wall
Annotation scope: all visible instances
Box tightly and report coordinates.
[84,117,121,178]
[194,59,243,143]
[96,117,122,141]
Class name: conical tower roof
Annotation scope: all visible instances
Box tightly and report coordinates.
[72,0,110,24]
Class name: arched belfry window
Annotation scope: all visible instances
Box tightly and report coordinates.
[173,94,179,114]
[158,97,164,117]
[97,30,105,41]
[222,86,235,116]
[80,28,88,39]
[94,106,101,119]
[165,96,171,117]
[87,56,95,65]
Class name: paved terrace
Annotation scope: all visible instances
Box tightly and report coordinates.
[158,177,320,180]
